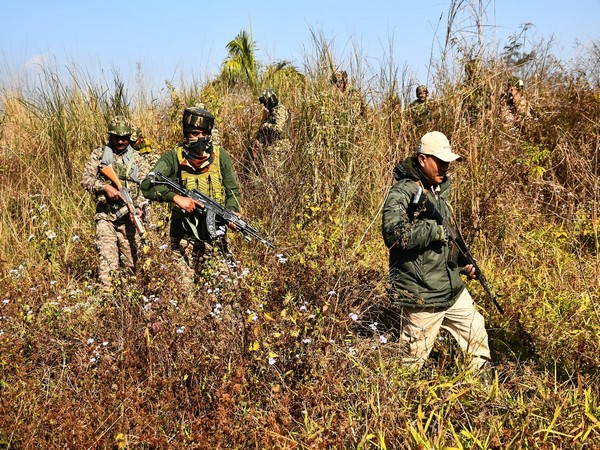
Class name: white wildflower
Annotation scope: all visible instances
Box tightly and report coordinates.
[2,299,9,304]
[299,304,307,311]
[176,326,185,334]
[159,243,168,251]
[379,335,388,344]
[50,280,57,286]
[45,230,57,240]
[348,347,356,357]
[349,313,359,321]
[368,322,378,331]
[72,235,79,242]
[28,234,35,242]
[302,338,312,344]
[276,253,288,264]
[87,338,95,345]
[268,357,277,365]
[327,290,336,296]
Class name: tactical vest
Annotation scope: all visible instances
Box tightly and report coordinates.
[101,152,140,214]
[172,145,225,219]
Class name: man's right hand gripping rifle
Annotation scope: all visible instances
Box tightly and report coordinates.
[100,164,146,235]
[411,186,504,314]
[149,172,274,249]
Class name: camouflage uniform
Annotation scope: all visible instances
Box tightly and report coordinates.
[255,103,291,161]
[81,117,150,291]
[140,107,241,287]
[500,77,532,128]
[409,85,430,128]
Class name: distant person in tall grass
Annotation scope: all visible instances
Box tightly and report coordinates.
[500,76,533,128]
[81,116,150,293]
[140,107,241,286]
[409,85,430,128]
[382,131,491,372]
[252,89,291,164]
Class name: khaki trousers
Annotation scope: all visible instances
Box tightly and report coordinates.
[399,288,490,370]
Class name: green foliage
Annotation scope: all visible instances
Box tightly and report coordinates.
[1,22,600,449]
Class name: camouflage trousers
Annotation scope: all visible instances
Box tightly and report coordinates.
[95,218,138,290]
[170,236,235,289]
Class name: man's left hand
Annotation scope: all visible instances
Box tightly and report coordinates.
[464,264,477,280]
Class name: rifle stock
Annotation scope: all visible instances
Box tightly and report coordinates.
[100,164,146,235]
[413,187,504,314]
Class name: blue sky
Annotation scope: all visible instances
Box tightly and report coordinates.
[1,0,598,95]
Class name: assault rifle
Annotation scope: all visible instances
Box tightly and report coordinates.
[148,172,274,249]
[100,164,146,235]
[412,187,504,314]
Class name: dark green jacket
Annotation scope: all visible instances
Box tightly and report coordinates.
[382,156,465,308]
[140,145,241,240]
[141,145,240,210]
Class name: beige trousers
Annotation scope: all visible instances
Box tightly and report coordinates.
[399,288,490,370]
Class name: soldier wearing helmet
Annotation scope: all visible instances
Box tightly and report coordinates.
[409,84,430,128]
[251,89,291,166]
[81,115,150,293]
[141,106,241,286]
[331,70,349,93]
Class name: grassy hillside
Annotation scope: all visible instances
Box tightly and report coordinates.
[0,36,599,448]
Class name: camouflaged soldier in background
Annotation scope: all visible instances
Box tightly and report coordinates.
[81,116,150,292]
[500,77,533,128]
[252,89,291,165]
[409,85,430,128]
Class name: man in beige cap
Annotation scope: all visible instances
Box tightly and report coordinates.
[381,131,491,373]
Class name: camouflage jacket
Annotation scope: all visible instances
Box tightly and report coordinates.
[257,104,290,146]
[81,145,150,221]
[382,156,465,308]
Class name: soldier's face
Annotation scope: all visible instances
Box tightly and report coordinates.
[109,134,131,152]
[184,128,209,140]
[418,90,428,101]
[418,154,449,186]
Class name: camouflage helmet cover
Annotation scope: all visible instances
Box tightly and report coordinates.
[259,89,278,110]
[182,107,214,133]
[108,116,133,136]
[416,85,428,95]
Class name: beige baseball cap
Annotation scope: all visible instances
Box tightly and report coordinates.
[416,131,462,162]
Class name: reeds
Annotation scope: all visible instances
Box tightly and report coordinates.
[0,26,599,449]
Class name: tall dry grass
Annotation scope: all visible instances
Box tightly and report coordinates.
[0,30,599,448]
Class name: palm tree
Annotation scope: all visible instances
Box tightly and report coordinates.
[222,29,259,91]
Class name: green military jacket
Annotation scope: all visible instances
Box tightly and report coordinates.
[140,144,241,241]
[382,156,465,308]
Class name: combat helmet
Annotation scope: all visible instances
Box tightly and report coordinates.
[416,85,428,96]
[182,107,214,133]
[108,116,133,136]
[259,89,279,110]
